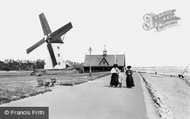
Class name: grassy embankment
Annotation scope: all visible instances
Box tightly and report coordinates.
[0,70,110,105]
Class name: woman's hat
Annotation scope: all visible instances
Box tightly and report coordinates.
[127,66,131,69]
[113,64,118,67]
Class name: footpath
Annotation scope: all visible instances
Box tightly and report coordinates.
[0,72,159,119]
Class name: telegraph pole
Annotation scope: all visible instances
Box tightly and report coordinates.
[88,47,93,77]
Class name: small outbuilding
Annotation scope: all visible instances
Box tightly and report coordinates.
[83,47,126,73]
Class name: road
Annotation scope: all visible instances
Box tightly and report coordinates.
[1,72,158,119]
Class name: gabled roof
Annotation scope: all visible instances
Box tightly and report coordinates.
[84,54,125,67]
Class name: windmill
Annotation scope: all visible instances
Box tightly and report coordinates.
[26,13,73,68]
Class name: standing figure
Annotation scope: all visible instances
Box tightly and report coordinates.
[125,66,135,88]
[118,70,124,88]
[110,64,119,87]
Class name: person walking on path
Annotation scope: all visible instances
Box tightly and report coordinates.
[125,65,135,88]
[110,64,119,87]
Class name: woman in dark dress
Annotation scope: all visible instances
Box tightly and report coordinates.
[125,66,135,88]
[110,64,119,87]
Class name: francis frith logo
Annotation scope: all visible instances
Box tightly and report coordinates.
[143,9,180,31]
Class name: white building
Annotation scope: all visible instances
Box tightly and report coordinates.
[44,43,66,69]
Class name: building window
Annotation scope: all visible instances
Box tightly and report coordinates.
[58,62,61,65]
[57,46,60,50]
[58,53,60,57]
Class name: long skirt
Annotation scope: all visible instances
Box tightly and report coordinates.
[110,73,119,87]
[126,76,135,88]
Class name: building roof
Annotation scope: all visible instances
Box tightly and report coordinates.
[84,54,125,67]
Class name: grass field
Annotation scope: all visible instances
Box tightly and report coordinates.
[0,70,110,105]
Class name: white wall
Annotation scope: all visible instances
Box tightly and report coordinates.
[44,43,66,69]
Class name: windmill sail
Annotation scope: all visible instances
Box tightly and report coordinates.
[47,42,57,67]
[50,22,72,41]
[39,13,52,35]
[26,38,46,54]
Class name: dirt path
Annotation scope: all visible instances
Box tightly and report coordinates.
[1,72,157,119]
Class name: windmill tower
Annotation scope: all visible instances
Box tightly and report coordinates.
[26,13,73,69]
[44,43,66,69]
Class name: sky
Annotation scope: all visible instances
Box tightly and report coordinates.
[0,0,190,67]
